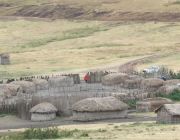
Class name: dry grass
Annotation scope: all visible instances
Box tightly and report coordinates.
[56,122,180,140]
[0,19,180,78]
[1,121,180,140]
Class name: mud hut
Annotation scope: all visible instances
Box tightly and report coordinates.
[30,102,57,121]
[102,73,129,86]
[72,96,129,121]
[136,97,173,112]
[155,104,180,124]
[0,53,10,65]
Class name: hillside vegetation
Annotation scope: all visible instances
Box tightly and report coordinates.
[0,19,180,78]
[0,0,180,78]
[1,0,180,21]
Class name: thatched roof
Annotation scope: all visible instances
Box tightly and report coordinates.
[102,73,129,86]
[30,102,57,113]
[72,96,129,112]
[143,97,172,102]
[32,79,48,90]
[137,97,173,107]
[155,104,180,116]
[0,84,22,98]
[141,78,164,89]
[11,81,36,94]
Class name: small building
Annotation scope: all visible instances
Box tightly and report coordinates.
[30,102,57,121]
[155,104,180,124]
[72,96,129,121]
[0,53,10,65]
[136,97,173,112]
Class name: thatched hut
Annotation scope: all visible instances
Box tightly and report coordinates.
[155,104,180,124]
[123,75,144,89]
[112,92,148,102]
[30,102,57,121]
[11,81,36,94]
[48,76,74,88]
[157,85,180,95]
[72,96,129,121]
[32,79,48,90]
[136,97,173,112]
[102,73,129,86]
[0,53,10,65]
[140,78,164,94]
[0,84,22,98]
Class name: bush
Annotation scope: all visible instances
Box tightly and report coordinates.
[127,99,138,108]
[79,131,89,137]
[23,127,59,139]
[159,89,180,101]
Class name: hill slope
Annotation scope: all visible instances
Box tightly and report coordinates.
[0,0,180,78]
[1,0,180,21]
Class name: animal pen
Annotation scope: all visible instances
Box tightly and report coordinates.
[0,72,150,120]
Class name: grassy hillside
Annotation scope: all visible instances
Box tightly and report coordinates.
[0,0,180,78]
[1,0,180,21]
[0,18,180,78]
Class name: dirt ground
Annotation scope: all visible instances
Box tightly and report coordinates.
[0,112,156,130]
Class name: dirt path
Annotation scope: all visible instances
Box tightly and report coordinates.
[0,113,156,131]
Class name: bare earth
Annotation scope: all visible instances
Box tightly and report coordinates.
[0,112,156,130]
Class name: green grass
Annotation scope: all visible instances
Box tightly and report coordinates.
[16,26,108,49]
[158,89,180,101]
[0,128,90,140]
[126,99,138,108]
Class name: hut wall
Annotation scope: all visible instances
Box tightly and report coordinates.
[171,116,180,124]
[72,110,128,121]
[31,113,56,121]
[156,108,172,123]
[136,102,150,112]
[0,97,17,114]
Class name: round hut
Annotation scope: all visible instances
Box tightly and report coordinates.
[136,97,173,112]
[140,78,164,93]
[30,102,57,121]
[102,73,129,86]
[72,96,129,121]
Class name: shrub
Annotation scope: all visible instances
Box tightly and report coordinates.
[79,131,89,137]
[158,89,180,101]
[23,127,59,139]
[127,99,138,108]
